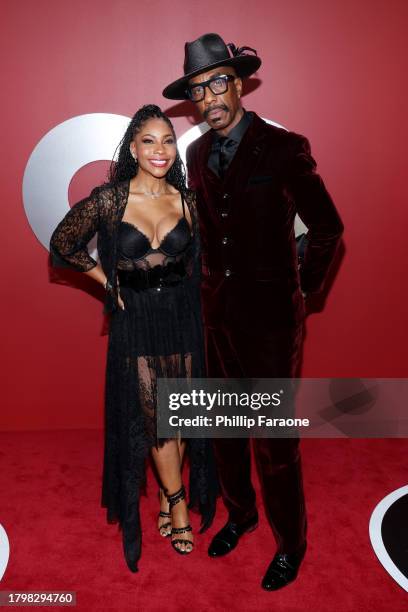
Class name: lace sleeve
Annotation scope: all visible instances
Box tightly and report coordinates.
[49,187,100,272]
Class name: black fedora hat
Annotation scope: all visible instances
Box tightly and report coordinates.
[162,33,262,100]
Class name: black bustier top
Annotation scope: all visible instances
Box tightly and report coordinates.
[118,216,191,261]
[116,193,192,290]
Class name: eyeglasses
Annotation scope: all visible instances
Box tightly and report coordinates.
[186,74,236,102]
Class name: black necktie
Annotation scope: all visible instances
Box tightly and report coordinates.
[218,137,228,179]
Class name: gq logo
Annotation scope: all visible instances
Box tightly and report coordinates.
[22,113,306,251]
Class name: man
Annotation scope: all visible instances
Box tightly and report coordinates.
[163,33,344,591]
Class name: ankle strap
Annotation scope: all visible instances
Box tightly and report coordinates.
[166,485,186,508]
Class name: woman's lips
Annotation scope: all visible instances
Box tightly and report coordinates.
[149,159,169,167]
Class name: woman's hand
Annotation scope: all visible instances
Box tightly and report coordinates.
[116,277,125,310]
[103,277,125,310]
[117,289,125,311]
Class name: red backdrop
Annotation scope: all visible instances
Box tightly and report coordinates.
[2,0,407,430]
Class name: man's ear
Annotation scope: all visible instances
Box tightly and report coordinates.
[234,76,243,99]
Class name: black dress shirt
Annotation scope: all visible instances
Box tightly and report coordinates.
[208,110,253,177]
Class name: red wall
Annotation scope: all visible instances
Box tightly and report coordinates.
[2,0,407,430]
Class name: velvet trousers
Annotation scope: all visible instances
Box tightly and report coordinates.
[205,321,307,554]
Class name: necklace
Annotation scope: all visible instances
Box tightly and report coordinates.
[140,190,165,199]
[129,184,171,199]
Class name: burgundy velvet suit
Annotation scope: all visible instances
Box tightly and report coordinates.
[186,113,344,553]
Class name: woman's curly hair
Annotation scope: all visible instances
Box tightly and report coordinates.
[108,104,186,194]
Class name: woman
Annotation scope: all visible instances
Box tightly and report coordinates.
[50,105,217,572]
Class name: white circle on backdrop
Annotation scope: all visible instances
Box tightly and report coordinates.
[22,113,130,253]
[22,113,306,251]
[369,484,408,592]
[0,523,10,581]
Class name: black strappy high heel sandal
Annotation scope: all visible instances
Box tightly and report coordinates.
[166,485,194,555]
[157,489,171,538]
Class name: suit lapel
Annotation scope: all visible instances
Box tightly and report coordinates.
[222,113,267,188]
[194,131,223,226]
[197,130,219,185]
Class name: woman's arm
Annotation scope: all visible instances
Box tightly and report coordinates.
[82,263,107,287]
[50,187,101,273]
[50,186,125,310]
[82,265,124,309]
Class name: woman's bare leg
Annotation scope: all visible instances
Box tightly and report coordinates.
[178,438,187,462]
[152,439,193,552]
[157,438,186,534]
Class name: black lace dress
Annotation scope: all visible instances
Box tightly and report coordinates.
[49,183,217,573]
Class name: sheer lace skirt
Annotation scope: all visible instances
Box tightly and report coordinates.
[101,278,211,571]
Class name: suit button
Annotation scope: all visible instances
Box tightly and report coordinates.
[222,193,230,200]
[224,268,232,277]
[222,236,229,245]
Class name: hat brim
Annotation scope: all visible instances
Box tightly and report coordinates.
[162,55,262,100]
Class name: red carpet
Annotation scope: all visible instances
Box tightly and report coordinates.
[0,431,407,611]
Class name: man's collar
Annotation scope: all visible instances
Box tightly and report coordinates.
[212,109,253,144]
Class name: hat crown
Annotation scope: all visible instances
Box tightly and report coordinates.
[184,33,232,76]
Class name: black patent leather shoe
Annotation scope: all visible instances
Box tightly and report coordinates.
[261,544,306,591]
[208,513,258,557]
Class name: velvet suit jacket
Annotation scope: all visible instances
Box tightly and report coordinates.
[186,112,344,334]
